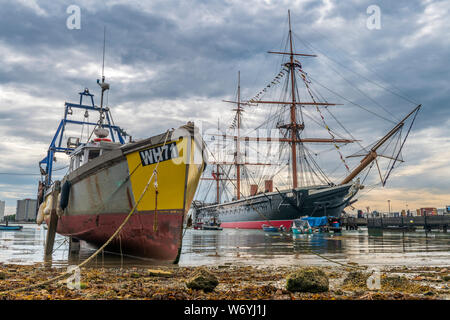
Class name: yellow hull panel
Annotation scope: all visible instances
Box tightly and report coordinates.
[126,136,204,213]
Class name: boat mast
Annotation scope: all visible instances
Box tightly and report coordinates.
[287,10,299,189]
[96,26,110,135]
[216,119,222,203]
[236,71,242,199]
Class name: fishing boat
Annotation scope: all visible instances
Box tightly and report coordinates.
[36,75,207,262]
[193,10,421,230]
[193,214,223,230]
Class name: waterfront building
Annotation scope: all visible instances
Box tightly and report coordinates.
[16,199,37,222]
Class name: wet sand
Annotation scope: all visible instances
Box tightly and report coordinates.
[1,225,449,299]
[2,225,450,268]
[0,263,449,300]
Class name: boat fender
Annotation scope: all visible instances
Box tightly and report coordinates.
[36,202,46,225]
[43,194,53,216]
[56,193,63,216]
[60,180,71,210]
[94,138,112,142]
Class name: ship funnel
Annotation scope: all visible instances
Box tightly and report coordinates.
[250,185,258,196]
[265,180,273,193]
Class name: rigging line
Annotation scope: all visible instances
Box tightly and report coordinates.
[200,172,214,203]
[323,107,367,151]
[242,164,262,192]
[220,162,234,200]
[305,81,367,151]
[203,143,278,227]
[300,100,351,140]
[295,30,419,106]
[305,57,400,122]
[301,71,351,173]
[303,146,334,185]
[328,161,346,177]
[354,182,384,200]
[361,161,375,185]
[271,160,290,180]
[0,172,41,176]
[302,146,323,186]
[292,32,418,105]
[307,74,396,124]
[381,135,404,176]
[383,107,420,185]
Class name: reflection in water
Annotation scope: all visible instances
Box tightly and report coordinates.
[0,225,449,268]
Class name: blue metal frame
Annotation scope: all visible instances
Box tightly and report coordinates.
[39,89,127,186]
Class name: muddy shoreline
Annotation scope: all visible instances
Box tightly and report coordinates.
[0,263,449,300]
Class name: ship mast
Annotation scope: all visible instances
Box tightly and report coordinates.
[236,71,242,199]
[266,10,317,189]
[215,119,222,203]
[288,10,299,188]
[217,11,355,193]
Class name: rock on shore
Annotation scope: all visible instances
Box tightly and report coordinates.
[286,267,329,293]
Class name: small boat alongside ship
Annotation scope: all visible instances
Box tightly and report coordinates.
[192,214,223,230]
[291,219,312,235]
[37,76,207,261]
[262,225,280,233]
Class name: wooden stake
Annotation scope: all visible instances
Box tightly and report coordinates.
[45,180,61,257]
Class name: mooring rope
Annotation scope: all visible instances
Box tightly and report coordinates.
[296,242,365,270]
[0,130,171,295]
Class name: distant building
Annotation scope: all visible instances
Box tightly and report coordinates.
[417,207,437,216]
[16,199,37,222]
[0,200,5,221]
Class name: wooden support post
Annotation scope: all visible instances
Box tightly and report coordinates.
[69,237,80,254]
[45,181,61,257]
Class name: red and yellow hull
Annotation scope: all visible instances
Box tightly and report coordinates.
[43,125,206,262]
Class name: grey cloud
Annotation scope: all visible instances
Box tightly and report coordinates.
[0,0,448,209]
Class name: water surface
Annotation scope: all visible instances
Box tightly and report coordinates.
[1,224,449,268]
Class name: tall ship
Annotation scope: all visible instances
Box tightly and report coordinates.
[193,11,421,229]
[37,75,207,262]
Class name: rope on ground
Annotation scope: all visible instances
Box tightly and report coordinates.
[0,130,170,295]
[294,240,365,270]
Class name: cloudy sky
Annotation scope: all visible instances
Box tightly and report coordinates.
[0,0,449,215]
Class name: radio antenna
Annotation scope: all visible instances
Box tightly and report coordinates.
[97,26,109,131]
[102,26,106,79]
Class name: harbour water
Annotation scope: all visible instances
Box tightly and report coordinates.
[1,224,449,268]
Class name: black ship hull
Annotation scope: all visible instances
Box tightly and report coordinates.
[194,182,358,229]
